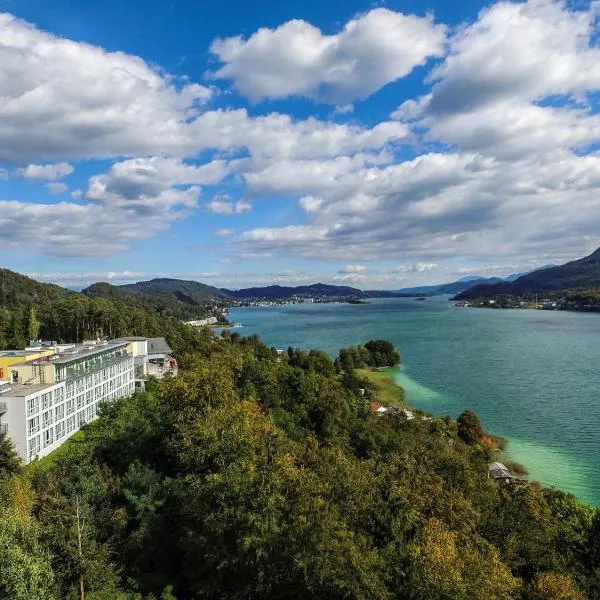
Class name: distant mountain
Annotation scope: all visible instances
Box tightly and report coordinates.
[223,283,361,299]
[395,276,504,296]
[455,250,600,300]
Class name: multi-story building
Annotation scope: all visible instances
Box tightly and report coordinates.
[0,340,135,463]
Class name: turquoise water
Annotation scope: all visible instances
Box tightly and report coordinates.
[229,297,600,506]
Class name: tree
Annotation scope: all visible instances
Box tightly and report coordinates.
[457,410,484,445]
[26,306,41,343]
[527,571,584,600]
[0,431,21,475]
[0,479,56,600]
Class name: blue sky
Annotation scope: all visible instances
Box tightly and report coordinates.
[1,0,600,289]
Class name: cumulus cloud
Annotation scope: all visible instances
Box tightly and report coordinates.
[215,228,235,237]
[46,182,68,195]
[19,162,74,180]
[209,9,446,103]
[394,262,438,273]
[338,265,368,274]
[29,270,144,283]
[0,200,170,257]
[0,13,213,163]
[206,197,252,215]
[233,0,600,268]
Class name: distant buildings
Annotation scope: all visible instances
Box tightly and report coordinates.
[186,316,218,326]
[0,337,176,464]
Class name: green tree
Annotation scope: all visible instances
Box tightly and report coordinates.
[457,409,484,445]
[0,431,21,475]
[26,306,41,342]
[527,571,584,600]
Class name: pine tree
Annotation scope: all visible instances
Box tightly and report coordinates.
[0,431,21,475]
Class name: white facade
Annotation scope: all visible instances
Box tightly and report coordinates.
[0,341,135,463]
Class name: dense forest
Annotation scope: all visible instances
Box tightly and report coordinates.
[0,269,215,351]
[1,323,599,599]
[83,279,229,321]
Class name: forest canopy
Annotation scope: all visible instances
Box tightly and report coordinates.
[0,328,598,599]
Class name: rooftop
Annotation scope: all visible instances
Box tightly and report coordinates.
[148,338,172,355]
[0,350,42,358]
[3,383,57,397]
[20,340,129,367]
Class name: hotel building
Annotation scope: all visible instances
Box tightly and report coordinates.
[0,340,137,463]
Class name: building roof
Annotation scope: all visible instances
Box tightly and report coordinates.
[19,340,129,367]
[488,462,515,479]
[117,336,149,342]
[3,383,58,397]
[147,338,172,355]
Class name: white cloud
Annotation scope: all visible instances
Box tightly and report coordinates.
[338,265,368,274]
[0,200,173,257]
[19,162,74,180]
[215,228,235,237]
[46,182,68,194]
[395,262,438,273]
[209,8,446,103]
[206,197,252,215]
[0,13,212,163]
[29,270,144,283]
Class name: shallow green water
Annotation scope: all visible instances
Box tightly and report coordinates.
[229,297,600,505]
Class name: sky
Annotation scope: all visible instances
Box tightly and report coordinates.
[1,0,600,290]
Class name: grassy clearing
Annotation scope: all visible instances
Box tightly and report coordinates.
[355,368,405,407]
[26,429,87,474]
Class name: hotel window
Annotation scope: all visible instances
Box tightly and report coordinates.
[86,406,94,421]
[55,404,65,421]
[55,421,65,439]
[26,396,39,417]
[66,383,74,398]
[55,387,64,402]
[76,395,84,409]
[86,391,93,405]
[41,393,52,410]
[66,398,75,415]
[42,410,53,429]
[77,410,86,426]
[66,415,76,433]
[76,379,84,393]
[28,416,40,436]
[86,376,92,388]
[29,435,40,456]
[43,428,54,447]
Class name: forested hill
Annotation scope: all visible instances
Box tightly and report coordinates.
[84,278,229,320]
[0,268,210,352]
[456,247,600,300]
[1,330,598,599]
[223,283,361,299]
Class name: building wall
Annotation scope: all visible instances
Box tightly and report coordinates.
[1,391,27,459]
[0,349,55,381]
[3,354,135,463]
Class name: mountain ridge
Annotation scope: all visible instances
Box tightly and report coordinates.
[455,249,600,300]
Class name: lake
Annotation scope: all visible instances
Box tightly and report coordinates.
[228,297,600,506]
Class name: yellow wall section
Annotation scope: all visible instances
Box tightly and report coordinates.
[0,349,55,381]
